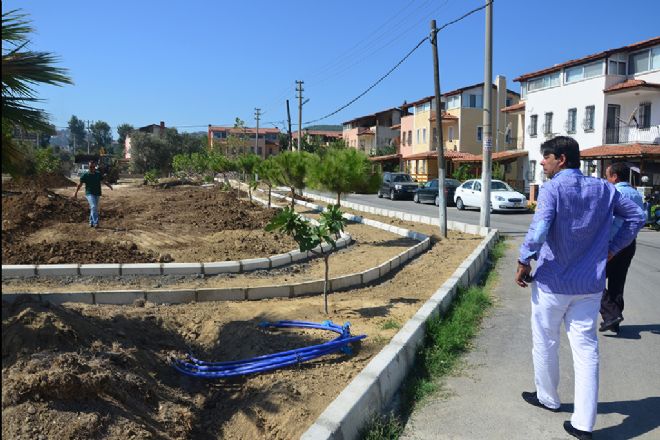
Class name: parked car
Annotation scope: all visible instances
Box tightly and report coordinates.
[454,179,527,213]
[377,172,419,200]
[413,178,462,206]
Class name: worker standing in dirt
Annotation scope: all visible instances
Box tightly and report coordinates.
[73,160,113,228]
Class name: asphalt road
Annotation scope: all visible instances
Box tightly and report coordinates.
[309,190,660,439]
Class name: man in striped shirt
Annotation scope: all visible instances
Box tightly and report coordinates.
[515,137,645,439]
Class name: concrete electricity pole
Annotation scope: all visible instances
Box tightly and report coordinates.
[286,99,293,151]
[86,120,92,154]
[480,0,493,228]
[254,108,262,158]
[431,19,447,238]
[296,80,304,152]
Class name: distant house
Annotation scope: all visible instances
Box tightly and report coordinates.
[124,121,166,160]
[399,77,523,184]
[291,129,343,147]
[342,107,409,156]
[207,125,281,158]
[515,36,660,195]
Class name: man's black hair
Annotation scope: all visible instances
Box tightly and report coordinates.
[608,161,630,182]
[540,136,580,169]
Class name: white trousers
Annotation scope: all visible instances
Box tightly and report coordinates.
[531,283,601,432]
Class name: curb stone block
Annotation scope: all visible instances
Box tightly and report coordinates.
[292,280,325,297]
[240,258,270,272]
[247,285,290,300]
[95,290,145,305]
[146,290,196,304]
[330,273,362,291]
[268,253,292,268]
[36,264,79,277]
[378,261,391,277]
[465,223,480,235]
[122,263,162,276]
[203,261,240,275]
[1,265,37,278]
[364,344,409,406]
[41,292,93,305]
[290,250,308,263]
[197,288,246,301]
[361,267,380,284]
[162,263,202,275]
[79,264,121,276]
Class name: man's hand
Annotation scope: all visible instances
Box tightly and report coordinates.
[72,192,78,199]
[607,251,615,262]
[515,261,532,288]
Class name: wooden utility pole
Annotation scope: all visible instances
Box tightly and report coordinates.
[480,0,493,228]
[286,99,293,151]
[86,120,92,153]
[254,108,262,158]
[296,80,304,152]
[431,20,447,238]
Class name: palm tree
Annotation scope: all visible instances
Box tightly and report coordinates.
[2,9,72,174]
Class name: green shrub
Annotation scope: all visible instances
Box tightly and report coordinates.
[144,169,159,185]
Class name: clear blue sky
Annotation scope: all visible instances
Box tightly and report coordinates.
[6,0,660,136]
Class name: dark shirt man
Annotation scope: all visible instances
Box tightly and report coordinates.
[600,162,645,333]
[73,160,113,227]
[515,137,645,439]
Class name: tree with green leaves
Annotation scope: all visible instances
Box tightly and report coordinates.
[257,157,281,208]
[266,204,347,314]
[116,123,134,151]
[67,115,86,150]
[273,151,315,209]
[237,154,262,202]
[311,148,379,206]
[91,120,112,151]
[2,9,73,175]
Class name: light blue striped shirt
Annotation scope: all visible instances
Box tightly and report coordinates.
[520,169,645,295]
[610,182,645,241]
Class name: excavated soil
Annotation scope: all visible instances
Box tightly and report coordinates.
[2,178,484,439]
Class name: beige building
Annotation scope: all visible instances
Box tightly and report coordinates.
[342,107,409,156]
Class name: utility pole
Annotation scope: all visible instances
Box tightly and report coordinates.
[480,0,493,228]
[296,80,304,152]
[254,108,262,158]
[286,99,293,151]
[431,20,447,238]
[86,120,92,154]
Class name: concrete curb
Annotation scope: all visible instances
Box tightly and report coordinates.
[300,228,499,440]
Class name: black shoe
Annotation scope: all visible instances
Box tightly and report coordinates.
[563,421,592,439]
[599,316,623,332]
[521,391,560,412]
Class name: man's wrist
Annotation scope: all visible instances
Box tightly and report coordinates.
[518,260,531,267]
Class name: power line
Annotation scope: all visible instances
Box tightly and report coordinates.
[304,1,492,125]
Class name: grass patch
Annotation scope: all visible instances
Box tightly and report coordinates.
[361,238,506,439]
[380,319,401,330]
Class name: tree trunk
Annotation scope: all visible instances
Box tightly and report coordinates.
[290,187,296,210]
[323,254,330,314]
[268,186,272,208]
[336,192,341,207]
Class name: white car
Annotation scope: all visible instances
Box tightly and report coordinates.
[454,179,528,213]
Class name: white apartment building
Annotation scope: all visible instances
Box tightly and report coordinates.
[515,36,660,191]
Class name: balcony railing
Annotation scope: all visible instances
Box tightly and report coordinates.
[605,124,660,144]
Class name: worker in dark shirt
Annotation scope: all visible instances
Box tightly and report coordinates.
[73,160,113,227]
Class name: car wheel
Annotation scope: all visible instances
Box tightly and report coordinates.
[490,204,495,214]
[434,195,439,207]
[390,190,396,201]
[377,190,383,198]
[414,194,420,203]
[456,197,465,211]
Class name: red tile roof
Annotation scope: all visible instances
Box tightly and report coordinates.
[209,126,280,134]
[429,111,459,121]
[291,130,342,139]
[514,36,660,82]
[579,143,660,158]
[501,102,525,113]
[368,154,401,162]
[453,150,528,163]
[604,79,660,93]
[402,150,476,160]
[357,128,374,136]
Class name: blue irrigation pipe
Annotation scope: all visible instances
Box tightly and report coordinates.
[172,320,366,378]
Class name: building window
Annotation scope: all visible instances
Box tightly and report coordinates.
[477,126,483,142]
[608,60,627,75]
[527,72,561,92]
[528,160,537,181]
[422,128,427,143]
[407,130,412,146]
[566,108,577,133]
[447,95,460,109]
[629,47,660,74]
[543,112,553,135]
[416,129,420,144]
[448,126,454,141]
[564,61,602,84]
[529,114,538,137]
[583,105,595,131]
[505,98,512,107]
[638,102,651,129]
[467,94,483,108]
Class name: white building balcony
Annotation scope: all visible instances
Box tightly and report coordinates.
[605,124,660,145]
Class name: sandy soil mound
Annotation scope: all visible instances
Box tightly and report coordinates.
[3,173,77,191]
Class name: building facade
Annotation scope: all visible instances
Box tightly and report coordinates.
[207,125,281,158]
[515,36,660,191]
[342,107,408,156]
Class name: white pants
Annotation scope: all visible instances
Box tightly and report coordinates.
[531,283,601,432]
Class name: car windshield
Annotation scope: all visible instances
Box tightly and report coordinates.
[491,181,513,191]
[392,174,413,182]
[446,179,460,187]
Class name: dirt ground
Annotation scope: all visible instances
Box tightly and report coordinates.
[1,177,482,439]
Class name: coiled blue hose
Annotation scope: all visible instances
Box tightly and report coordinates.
[172,320,366,378]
